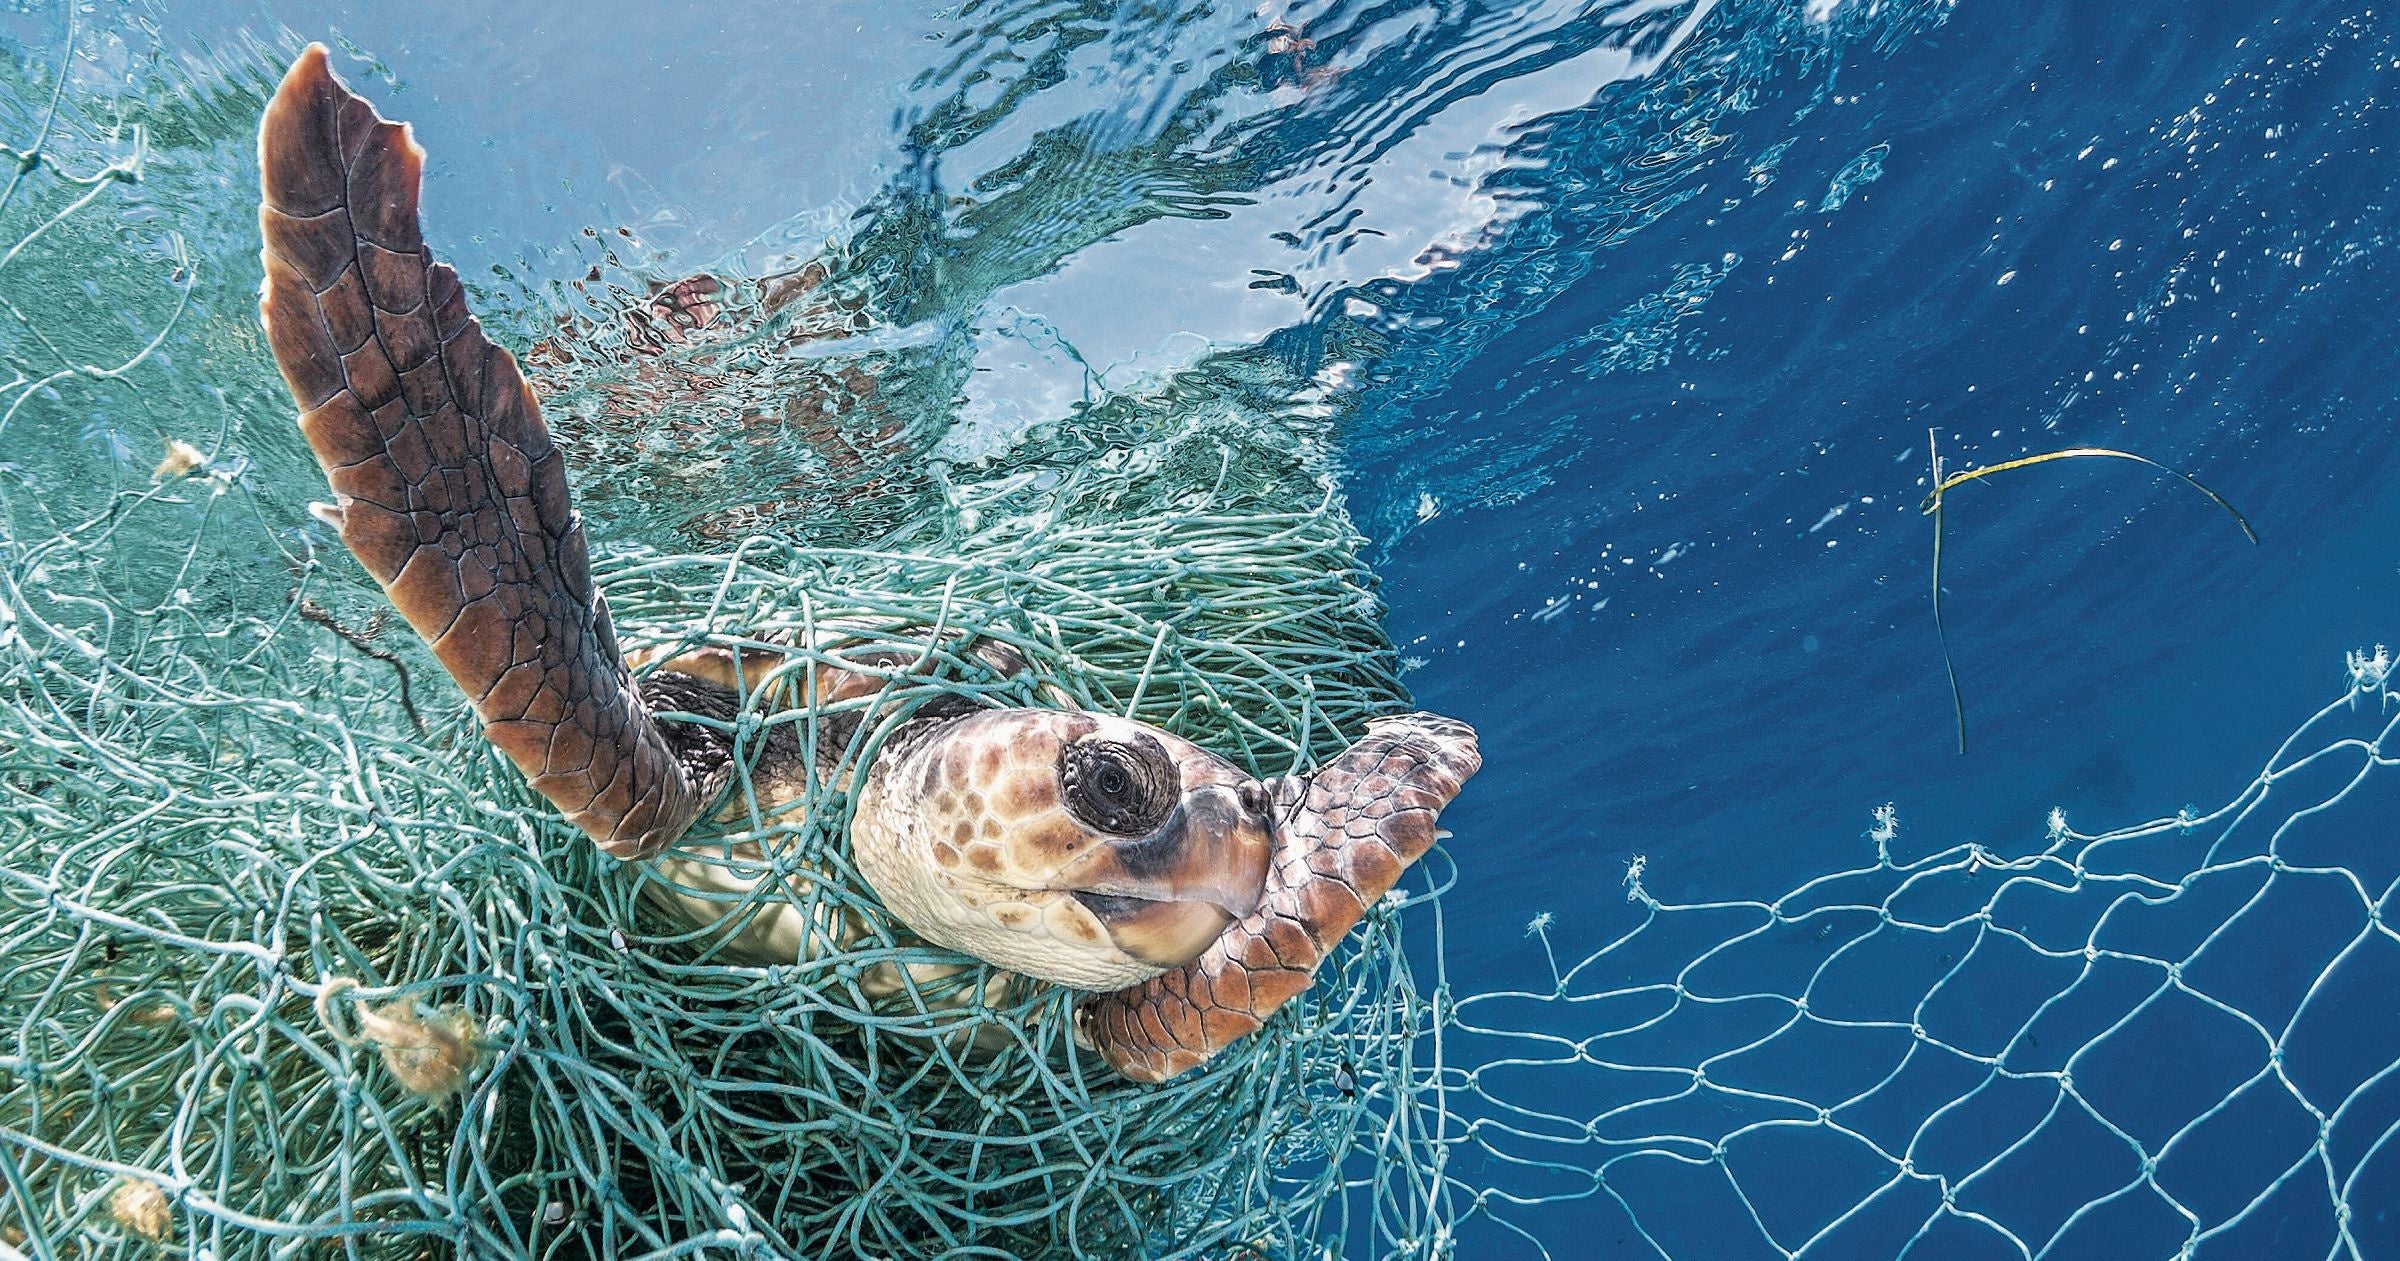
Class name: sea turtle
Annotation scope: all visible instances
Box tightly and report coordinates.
[254,45,1478,1082]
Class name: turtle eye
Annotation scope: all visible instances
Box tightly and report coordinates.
[1060,738,1176,836]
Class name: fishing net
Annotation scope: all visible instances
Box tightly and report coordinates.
[7,10,2400,1261]
[1430,657,2400,1259]
[0,28,1447,1261]
[1,499,1435,1260]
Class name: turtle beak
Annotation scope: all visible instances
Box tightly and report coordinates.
[1075,712,1480,1081]
[1046,782,1274,966]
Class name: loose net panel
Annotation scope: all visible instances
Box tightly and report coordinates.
[1437,652,2400,1260]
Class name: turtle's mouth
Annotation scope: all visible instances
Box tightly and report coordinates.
[1068,892,1236,967]
[1076,712,1483,1081]
[1044,785,1274,967]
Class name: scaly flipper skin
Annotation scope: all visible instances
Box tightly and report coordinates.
[259,45,705,858]
[1080,713,1481,1082]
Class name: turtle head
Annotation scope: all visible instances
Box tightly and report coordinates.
[850,709,1276,990]
[1080,711,1481,1080]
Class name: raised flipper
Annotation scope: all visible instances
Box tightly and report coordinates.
[258,45,708,859]
[1079,713,1480,1082]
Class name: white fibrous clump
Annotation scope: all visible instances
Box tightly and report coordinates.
[2346,644,2392,694]
[1867,803,1900,851]
[152,438,208,482]
[317,978,488,1101]
[366,1002,486,1100]
[108,1178,171,1242]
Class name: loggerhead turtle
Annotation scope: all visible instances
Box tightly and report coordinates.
[254,45,1478,1083]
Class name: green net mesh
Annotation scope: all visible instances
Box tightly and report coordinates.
[1430,657,2400,1259]
[0,27,1452,1259]
[6,11,2399,1261]
[1,512,1439,1259]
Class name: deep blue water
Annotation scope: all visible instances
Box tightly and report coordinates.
[10,0,2400,1255]
[1369,2,2400,1252]
[1384,0,2400,921]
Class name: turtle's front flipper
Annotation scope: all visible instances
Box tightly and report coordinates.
[259,45,707,859]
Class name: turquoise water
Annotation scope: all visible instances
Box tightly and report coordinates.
[4,0,2398,1256]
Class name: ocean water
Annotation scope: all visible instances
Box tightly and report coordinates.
[3,0,2397,1256]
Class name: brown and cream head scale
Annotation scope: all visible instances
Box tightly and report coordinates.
[850,709,1277,991]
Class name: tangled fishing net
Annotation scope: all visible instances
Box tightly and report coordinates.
[6,10,2399,1261]
[0,27,1440,1260]
[2,502,1430,1259]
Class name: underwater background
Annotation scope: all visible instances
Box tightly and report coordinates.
[3,0,2398,1256]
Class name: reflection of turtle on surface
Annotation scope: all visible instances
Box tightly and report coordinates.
[522,257,924,544]
[256,46,1477,1082]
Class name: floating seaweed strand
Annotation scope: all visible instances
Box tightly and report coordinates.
[1921,431,2260,754]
